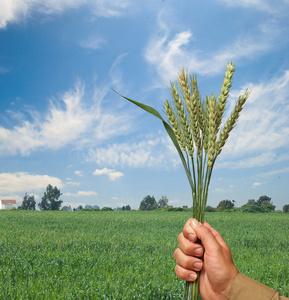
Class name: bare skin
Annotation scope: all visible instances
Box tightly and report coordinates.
[174,218,239,300]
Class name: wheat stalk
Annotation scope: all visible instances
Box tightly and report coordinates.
[165,63,249,300]
[116,61,249,300]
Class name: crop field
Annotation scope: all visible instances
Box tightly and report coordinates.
[0,210,288,299]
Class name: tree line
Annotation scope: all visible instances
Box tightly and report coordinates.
[139,195,169,210]
[208,195,289,213]
[20,184,62,211]
[139,194,289,213]
[19,189,289,213]
[20,185,131,211]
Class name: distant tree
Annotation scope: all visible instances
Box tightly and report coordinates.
[84,205,92,209]
[101,206,113,211]
[139,195,157,211]
[256,195,270,206]
[256,195,275,211]
[217,199,235,211]
[241,205,267,213]
[157,195,169,209]
[61,205,72,211]
[38,184,63,211]
[246,199,256,206]
[205,205,217,212]
[121,205,131,211]
[283,204,289,213]
[76,205,83,210]
[21,193,36,210]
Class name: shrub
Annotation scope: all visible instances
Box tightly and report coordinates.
[240,205,268,213]
[283,204,289,213]
[163,206,184,212]
[205,206,217,212]
[101,207,113,211]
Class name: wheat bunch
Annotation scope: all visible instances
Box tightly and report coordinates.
[163,64,249,299]
[117,61,249,300]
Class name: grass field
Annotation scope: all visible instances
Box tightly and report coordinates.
[0,210,288,299]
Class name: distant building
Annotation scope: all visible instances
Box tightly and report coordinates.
[0,199,17,210]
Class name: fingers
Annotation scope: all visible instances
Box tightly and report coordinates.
[174,247,203,281]
[175,264,198,281]
[182,218,198,242]
[190,219,222,253]
[177,232,204,257]
[203,221,228,250]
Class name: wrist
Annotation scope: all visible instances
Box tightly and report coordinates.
[221,268,239,300]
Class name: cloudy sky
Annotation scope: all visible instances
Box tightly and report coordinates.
[0,0,288,210]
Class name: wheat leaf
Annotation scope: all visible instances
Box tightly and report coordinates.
[113,90,195,193]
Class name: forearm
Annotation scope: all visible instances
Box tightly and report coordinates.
[228,273,288,300]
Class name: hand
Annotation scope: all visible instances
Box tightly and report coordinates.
[174,218,239,300]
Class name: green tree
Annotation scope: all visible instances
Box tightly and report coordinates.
[21,193,36,210]
[121,205,131,211]
[205,205,216,212]
[246,199,256,206]
[283,204,289,213]
[157,195,169,209]
[256,195,275,211]
[38,184,63,211]
[139,195,157,211]
[101,206,113,211]
[217,199,235,211]
[241,205,267,213]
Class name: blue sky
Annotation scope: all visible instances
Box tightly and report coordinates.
[0,0,288,210]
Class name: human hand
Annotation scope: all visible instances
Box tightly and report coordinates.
[174,218,239,300]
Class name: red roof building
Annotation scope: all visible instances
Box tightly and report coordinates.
[0,199,17,209]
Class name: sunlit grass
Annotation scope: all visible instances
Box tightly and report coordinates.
[0,210,288,299]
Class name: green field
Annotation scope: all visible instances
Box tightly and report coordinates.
[0,210,288,299]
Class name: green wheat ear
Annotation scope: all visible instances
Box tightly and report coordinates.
[116,61,250,300]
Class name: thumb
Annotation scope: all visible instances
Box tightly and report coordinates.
[191,219,221,252]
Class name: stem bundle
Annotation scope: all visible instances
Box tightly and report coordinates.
[116,62,250,300]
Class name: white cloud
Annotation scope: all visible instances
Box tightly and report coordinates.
[218,70,289,164]
[253,182,263,187]
[260,167,289,177]
[108,53,127,90]
[0,0,130,29]
[217,0,279,13]
[87,134,180,169]
[78,36,106,50]
[74,171,83,177]
[63,191,97,197]
[168,198,180,204]
[144,13,283,85]
[215,188,226,193]
[93,168,123,181]
[0,80,132,156]
[61,201,86,209]
[66,181,80,186]
[0,172,63,194]
[0,67,9,73]
[89,69,289,171]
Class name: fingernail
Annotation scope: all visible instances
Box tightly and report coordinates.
[194,247,203,256]
[191,219,201,229]
[194,261,202,270]
[189,273,197,281]
[188,232,196,242]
